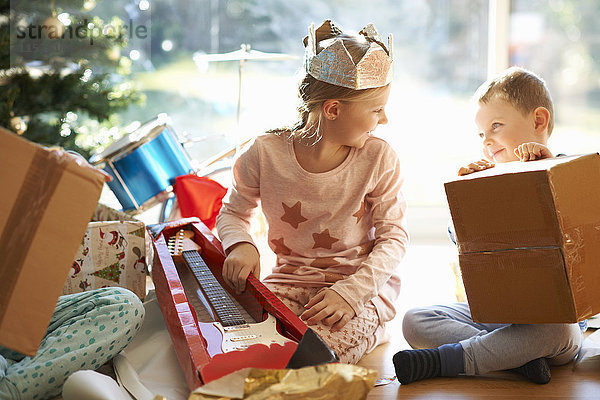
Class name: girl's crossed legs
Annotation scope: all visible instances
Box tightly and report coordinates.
[266,283,382,364]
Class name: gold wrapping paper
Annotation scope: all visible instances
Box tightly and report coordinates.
[190,364,376,400]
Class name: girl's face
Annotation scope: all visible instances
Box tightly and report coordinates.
[329,86,390,148]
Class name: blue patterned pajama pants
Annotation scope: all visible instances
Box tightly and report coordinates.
[0,287,144,400]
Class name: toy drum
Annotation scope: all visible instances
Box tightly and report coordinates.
[91,118,194,212]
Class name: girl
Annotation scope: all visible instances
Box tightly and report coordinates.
[216,20,408,364]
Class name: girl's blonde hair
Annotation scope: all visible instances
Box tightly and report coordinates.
[270,33,390,144]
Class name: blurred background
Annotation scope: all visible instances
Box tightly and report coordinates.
[4,0,600,248]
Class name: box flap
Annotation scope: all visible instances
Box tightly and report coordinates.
[452,154,589,179]
[0,127,104,355]
[445,170,560,253]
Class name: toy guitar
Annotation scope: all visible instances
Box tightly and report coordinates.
[168,229,294,357]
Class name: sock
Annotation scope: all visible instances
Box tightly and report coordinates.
[509,357,551,384]
[392,349,441,384]
[438,343,465,377]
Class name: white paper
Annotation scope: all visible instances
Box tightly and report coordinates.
[191,368,251,398]
[115,291,190,400]
[62,370,134,400]
[572,329,600,369]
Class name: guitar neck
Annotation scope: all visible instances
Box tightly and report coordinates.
[181,250,247,327]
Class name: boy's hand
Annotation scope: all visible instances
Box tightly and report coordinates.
[300,289,355,331]
[514,142,553,161]
[458,159,495,176]
[222,242,260,294]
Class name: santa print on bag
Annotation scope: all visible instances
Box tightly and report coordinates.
[70,258,83,278]
[132,246,146,273]
[99,228,128,249]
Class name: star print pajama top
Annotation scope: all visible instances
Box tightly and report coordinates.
[216,133,408,360]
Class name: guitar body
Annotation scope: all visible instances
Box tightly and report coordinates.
[198,314,292,357]
[169,229,294,358]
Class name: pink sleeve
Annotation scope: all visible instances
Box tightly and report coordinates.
[329,148,408,316]
[215,141,261,253]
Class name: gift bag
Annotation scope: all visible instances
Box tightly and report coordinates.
[63,221,147,299]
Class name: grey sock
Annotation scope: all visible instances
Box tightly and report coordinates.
[510,357,551,384]
[393,349,441,384]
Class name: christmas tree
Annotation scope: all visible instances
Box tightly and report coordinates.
[93,261,121,283]
[0,0,145,158]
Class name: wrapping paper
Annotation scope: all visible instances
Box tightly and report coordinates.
[63,220,147,299]
[190,364,376,400]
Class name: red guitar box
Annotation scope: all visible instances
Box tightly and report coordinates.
[149,218,337,390]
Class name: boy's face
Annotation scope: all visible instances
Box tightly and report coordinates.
[475,98,544,163]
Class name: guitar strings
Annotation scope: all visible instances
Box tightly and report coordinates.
[169,231,287,350]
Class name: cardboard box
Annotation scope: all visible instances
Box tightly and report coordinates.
[0,127,104,355]
[445,153,600,323]
[62,220,147,299]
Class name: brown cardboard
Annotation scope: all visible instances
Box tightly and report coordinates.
[0,127,104,355]
[445,153,600,323]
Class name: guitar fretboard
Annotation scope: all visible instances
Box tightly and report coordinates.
[181,250,247,327]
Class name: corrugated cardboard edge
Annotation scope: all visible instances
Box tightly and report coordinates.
[547,153,600,321]
[0,127,104,355]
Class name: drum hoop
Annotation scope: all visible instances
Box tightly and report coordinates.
[91,122,172,164]
[128,187,174,214]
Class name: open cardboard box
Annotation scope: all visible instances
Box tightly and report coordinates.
[149,218,337,390]
[0,127,104,355]
[445,153,600,323]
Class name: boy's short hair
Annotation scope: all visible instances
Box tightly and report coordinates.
[475,66,554,135]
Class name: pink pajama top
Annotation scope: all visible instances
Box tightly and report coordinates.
[216,133,408,324]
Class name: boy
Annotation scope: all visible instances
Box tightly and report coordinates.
[394,67,582,385]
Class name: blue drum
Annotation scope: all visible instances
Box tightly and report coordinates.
[91,118,194,212]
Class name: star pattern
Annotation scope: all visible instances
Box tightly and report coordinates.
[312,229,339,250]
[310,257,340,269]
[270,237,291,255]
[353,201,367,223]
[357,241,374,256]
[280,201,308,229]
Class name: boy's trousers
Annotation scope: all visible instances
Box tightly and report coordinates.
[403,302,582,375]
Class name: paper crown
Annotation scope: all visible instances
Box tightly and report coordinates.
[303,20,393,90]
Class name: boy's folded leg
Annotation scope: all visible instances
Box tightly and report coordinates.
[460,323,582,377]
[402,303,506,349]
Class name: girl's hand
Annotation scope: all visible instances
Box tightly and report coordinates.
[458,159,495,176]
[300,289,355,331]
[222,242,260,294]
[514,142,553,161]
